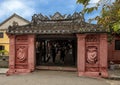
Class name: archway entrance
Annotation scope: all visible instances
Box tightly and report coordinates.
[35,34,77,71]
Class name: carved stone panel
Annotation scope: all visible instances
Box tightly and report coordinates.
[16,35,28,44]
[85,34,99,42]
[16,46,27,62]
[15,45,28,69]
[86,46,98,64]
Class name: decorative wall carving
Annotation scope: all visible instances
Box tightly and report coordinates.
[15,45,28,69]
[16,46,26,62]
[15,35,28,69]
[86,46,98,64]
[16,36,28,44]
[85,34,100,72]
[86,34,99,42]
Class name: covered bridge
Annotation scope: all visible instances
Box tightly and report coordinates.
[6,12,110,77]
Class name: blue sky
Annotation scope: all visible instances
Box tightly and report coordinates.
[0,0,100,23]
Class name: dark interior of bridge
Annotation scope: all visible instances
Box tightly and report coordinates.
[35,36,77,67]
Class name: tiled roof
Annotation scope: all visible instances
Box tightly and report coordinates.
[0,13,30,26]
[6,12,109,34]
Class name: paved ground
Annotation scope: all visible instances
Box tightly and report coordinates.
[106,80,120,85]
[0,70,119,85]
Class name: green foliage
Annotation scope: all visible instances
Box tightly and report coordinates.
[84,7,98,14]
[77,0,90,6]
[108,34,114,43]
[99,1,120,34]
[0,50,8,56]
[77,0,99,14]
[113,22,120,34]
[77,0,120,34]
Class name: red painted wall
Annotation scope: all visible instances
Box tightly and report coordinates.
[7,35,35,75]
[108,37,120,63]
[77,34,108,78]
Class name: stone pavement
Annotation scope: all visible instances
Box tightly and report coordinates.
[0,68,120,79]
[0,68,120,85]
[0,70,111,85]
[0,69,120,85]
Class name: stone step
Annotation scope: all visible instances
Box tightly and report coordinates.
[36,66,77,72]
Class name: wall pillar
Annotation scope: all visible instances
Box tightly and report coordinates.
[100,34,108,77]
[77,34,86,76]
[7,34,36,75]
[77,33,108,78]
[28,35,35,71]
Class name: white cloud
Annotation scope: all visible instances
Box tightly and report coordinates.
[0,0,98,23]
[86,0,100,8]
[0,0,36,21]
[89,0,100,4]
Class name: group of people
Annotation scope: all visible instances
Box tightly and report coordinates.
[36,40,73,65]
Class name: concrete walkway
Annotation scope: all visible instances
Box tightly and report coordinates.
[0,70,111,85]
[0,68,120,79]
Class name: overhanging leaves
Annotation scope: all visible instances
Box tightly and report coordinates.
[84,7,98,13]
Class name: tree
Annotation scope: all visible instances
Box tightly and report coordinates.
[77,0,120,34]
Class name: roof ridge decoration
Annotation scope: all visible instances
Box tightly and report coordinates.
[50,12,65,20]
[31,12,85,25]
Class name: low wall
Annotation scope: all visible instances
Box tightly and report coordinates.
[0,56,8,68]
